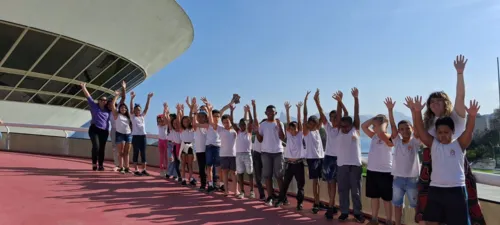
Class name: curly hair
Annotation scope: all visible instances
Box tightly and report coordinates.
[423,91,453,130]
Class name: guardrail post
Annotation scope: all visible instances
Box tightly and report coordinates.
[63,130,69,155]
[5,126,10,150]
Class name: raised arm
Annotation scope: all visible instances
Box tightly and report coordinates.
[80,82,91,99]
[162,103,171,128]
[403,96,420,139]
[245,104,253,124]
[111,91,120,119]
[361,118,376,138]
[129,91,136,115]
[454,55,467,118]
[296,101,303,131]
[230,104,239,132]
[252,99,259,128]
[384,97,398,139]
[352,88,360,130]
[206,103,218,130]
[333,91,343,127]
[176,104,184,130]
[458,100,480,150]
[284,101,292,126]
[314,89,327,125]
[142,93,153,116]
[219,94,239,115]
[303,91,311,135]
[412,96,433,147]
[119,81,127,105]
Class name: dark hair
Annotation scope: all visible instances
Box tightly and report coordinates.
[397,120,411,128]
[221,114,231,121]
[329,110,337,117]
[307,115,319,124]
[239,118,247,124]
[266,105,276,111]
[181,116,193,130]
[260,119,266,123]
[170,113,177,130]
[212,109,220,114]
[288,121,298,128]
[435,116,454,132]
[134,103,141,109]
[340,116,353,125]
[118,103,133,130]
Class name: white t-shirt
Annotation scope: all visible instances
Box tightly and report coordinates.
[131,115,147,135]
[430,139,465,187]
[158,125,168,140]
[168,130,181,144]
[325,123,340,157]
[428,110,466,140]
[337,128,362,167]
[236,132,252,153]
[115,114,131,134]
[110,116,116,131]
[392,135,421,177]
[218,126,237,157]
[206,126,221,146]
[304,130,325,159]
[367,135,393,173]
[258,120,284,153]
[180,129,195,142]
[253,137,262,152]
[285,131,304,159]
[194,128,207,153]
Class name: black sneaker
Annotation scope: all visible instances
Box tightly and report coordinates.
[118,167,125,174]
[319,202,329,210]
[207,185,216,193]
[274,200,283,208]
[142,170,150,176]
[181,180,187,185]
[199,186,206,191]
[134,171,142,176]
[259,195,266,201]
[177,177,182,183]
[353,214,365,223]
[296,203,303,211]
[218,185,225,192]
[312,204,320,214]
[189,179,196,186]
[97,166,104,171]
[264,197,273,206]
[338,213,349,221]
[124,168,130,173]
[92,165,97,171]
[172,176,178,180]
[325,208,335,220]
[283,197,290,205]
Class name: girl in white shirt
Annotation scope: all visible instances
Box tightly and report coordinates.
[164,104,183,183]
[110,91,133,174]
[177,103,197,186]
[233,105,255,199]
[411,96,479,225]
[157,110,169,177]
[192,103,209,191]
[129,91,153,176]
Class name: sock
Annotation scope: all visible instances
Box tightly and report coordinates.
[220,182,224,186]
[209,181,213,186]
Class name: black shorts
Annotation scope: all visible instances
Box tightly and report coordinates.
[423,186,469,225]
[181,147,194,155]
[365,170,393,201]
[306,158,323,179]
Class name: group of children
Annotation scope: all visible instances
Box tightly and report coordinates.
[83,55,481,225]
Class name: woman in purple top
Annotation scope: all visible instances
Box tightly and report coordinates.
[80,83,111,171]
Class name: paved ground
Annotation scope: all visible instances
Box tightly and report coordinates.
[0,151,362,225]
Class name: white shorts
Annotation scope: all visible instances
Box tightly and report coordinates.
[236,152,253,174]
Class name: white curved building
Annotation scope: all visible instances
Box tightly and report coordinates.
[0,0,194,136]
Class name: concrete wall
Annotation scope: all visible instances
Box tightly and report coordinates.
[1,132,498,225]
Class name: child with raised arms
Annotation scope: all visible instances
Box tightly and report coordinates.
[191,99,210,191]
[252,118,267,201]
[303,91,325,214]
[411,96,478,225]
[335,88,365,223]
[157,103,170,177]
[129,91,153,176]
[232,104,255,199]
[274,101,305,210]
[177,101,197,186]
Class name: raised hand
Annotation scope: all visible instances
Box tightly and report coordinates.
[200,97,209,105]
[304,91,311,101]
[403,96,414,109]
[244,104,251,112]
[191,97,196,106]
[79,82,86,88]
[332,91,343,102]
[147,92,154,98]
[163,102,169,110]
[454,54,468,74]
[412,96,426,111]
[314,89,320,102]
[130,91,136,99]
[206,103,213,111]
[229,104,236,111]
[251,99,256,107]
[384,97,395,110]
[351,87,359,98]
[121,81,126,88]
[193,102,199,111]
[465,100,480,116]
[296,101,303,108]
[114,90,120,96]
[185,96,192,107]
[232,94,241,104]
[284,101,291,111]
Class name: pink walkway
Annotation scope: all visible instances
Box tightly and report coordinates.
[0,151,361,225]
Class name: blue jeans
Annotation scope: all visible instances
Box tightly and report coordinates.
[205,145,220,167]
[392,176,418,207]
[167,142,178,177]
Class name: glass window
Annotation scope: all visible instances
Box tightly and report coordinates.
[18,77,48,90]
[128,74,145,89]
[0,89,10,100]
[59,83,81,96]
[32,38,83,75]
[6,91,34,102]
[103,64,135,89]
[91,90,105,99]
[3,29,56,70]
[0,72,23,87]
[92,59,128,86]
[75,53,117,82]
[30,93,52,104]
[41,80,67,93]
[51,96,70,106]
[64,98,81,107]
[111,69,141,90]
[55,46,102,79]
[0,23,24,62]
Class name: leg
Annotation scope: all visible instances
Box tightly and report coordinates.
[197,152,207,188]
[245,153,254,192]
[97,129,108,168]
[181,154,187,181]
[444,187,471,225]
[132,136,140,171]
[382,173,394,224]
[392,177,406,225]
[158,140,166,170]
[124,142,131,169]
[140,136,147,171]
[252,151,265,199]
[416,147,432,223]
[422,187,445,225]
[187,154,194,180]
[337,166,350,215]
[88,126,99,169]
[205,146,214,185]
[295,162,306,207]
[111,130,119,167]
[236,153,245,193]
[277,162,293,205]
[117,142,124,168]
[260,153,274,202]
[366,170,381,222]
[272,153,285,197]
[350,166,363,217]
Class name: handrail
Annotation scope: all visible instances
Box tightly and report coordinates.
[0,122,498,187]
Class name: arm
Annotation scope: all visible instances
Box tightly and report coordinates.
[176,104,184,130]
[251,99,259,130]
[119,81,126,105]
[80,83,97,108]
[284,102,291,125]
[246,105,253,124]
[296,102,303,131]
[454,55,467,118]
[129,91,136,116]
[219,94,238,114]
[458,100,480,150]
[385,97,398,139]
[277,119,285,141]
[412,96,434,147]
[206,103,218,130]
[230,105,239,132]
[314,89,327,125]
[303,91,311,135]
[341,102,348,117]
[111,91,120,119]
[142,93,153,116]
[404,96,420,139]
[352,88,360,130]
[162,103,171,129]
[376,129,394,147]
[333,91,343,127]
[361,118,376,138]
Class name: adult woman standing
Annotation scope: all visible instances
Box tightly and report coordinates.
[80,82,110,171]
[415,55,485,225]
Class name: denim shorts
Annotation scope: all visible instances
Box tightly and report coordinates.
[306,158,323,180]
[322,155,337,182]
[392,176,418,207]
[115,132,132,144]
[205,145,220,167]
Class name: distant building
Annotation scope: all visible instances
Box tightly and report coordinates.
[475,114,490,134]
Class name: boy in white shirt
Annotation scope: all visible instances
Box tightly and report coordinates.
[232,105,255,199]
[385,97,421,225]
[411,96,478,225]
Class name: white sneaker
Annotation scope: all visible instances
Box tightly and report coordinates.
[249,191,255,199]
[237,193,245,199]
[113,166,120,172]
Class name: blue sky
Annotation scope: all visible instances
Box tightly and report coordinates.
[131,0,500,134]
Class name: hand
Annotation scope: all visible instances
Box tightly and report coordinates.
[251,99,256,107]
[304,91,311,101]
[163,102,169,110]
[275,118,281,125]
[147,92,154,98]
[229,104,236,111]
[185,96,192,107]
[79,82,86,88]
[314,89,320,102]
[465,100,480,117]
[206,103,213,111]
[191,97,196,106]
[351,87,359,98]
[193,102,199,111]
[130,91,136,99]
[403,96,414,109]
[332,91,343,102]
[200,97,209,105]
[114,90,120,96]
[384,97,395,110]
[244,104,251,112]
[296,101,303,108]
[412,96,426,112]
[284,101,291,111]
[121,81,126,89]
[454,54,468,74]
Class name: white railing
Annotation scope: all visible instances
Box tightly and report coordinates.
[1,122,499,187]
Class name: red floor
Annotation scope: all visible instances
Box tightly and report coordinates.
[0,151,362,225]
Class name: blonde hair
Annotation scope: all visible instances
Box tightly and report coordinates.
[423,91,453,130]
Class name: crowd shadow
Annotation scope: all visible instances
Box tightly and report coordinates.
[0,153,339,225]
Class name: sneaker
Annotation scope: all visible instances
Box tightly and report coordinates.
[338,213,349,221]
[259,195,266,201]
[165,174,171,179]
[92,165,97,171]
[113,166,120,172]
[199,186,206,191]
[325,208,335,220]
[365,218,377,225]
[353,214,365,223]
[237,193,245,199]
[119,168,125,174]
[218,185,225,192]
[141,170,150,176]
[181,180,187,185]
[312,204,320,214]
[319,202,329,210]
[296,203,303,211]
[177,177,182,183]
[248,191,255,199]
[98,166,105,171]
[124,168,130,173]
[134,171,142,176]
[264,197,273,206]
[207,185,216,193]
[283,198,290,205]
[274,200,283,208]
[189,179,197,186]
